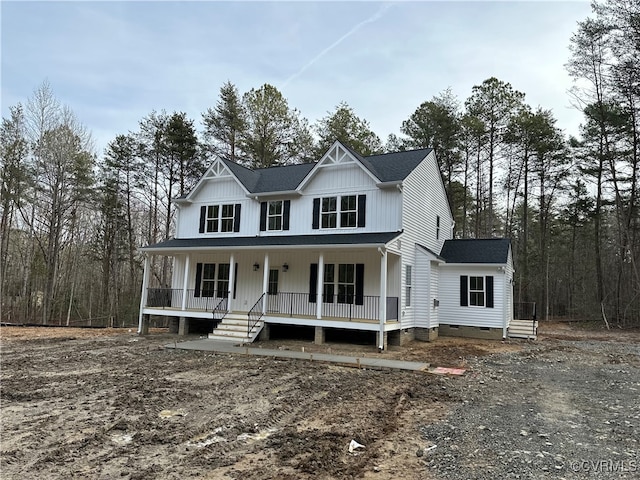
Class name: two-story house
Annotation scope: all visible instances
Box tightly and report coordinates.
[138,141,524,349]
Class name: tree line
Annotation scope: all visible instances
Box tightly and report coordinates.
[1,0,638,327]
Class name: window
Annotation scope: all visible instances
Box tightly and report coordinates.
[217,263,230,298]
[460,275,494,308]
[405,265,412,307]
[321,197,337,228]
[267,201,283,231]
[201,203,240,233]
[337,264,355,304]
[313,195,366,230]
[340,195,357,227]
[206,206,219,233]
[220,204,235,232]
[323,264,335,302]
[268,269,279,295]
[436,215,441,240]
[469,276,485,306]
[201,264,216,297]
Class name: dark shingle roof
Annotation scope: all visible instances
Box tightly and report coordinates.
[142,231,401,251]
[365,149,433,182]
[440,238,511,264]
[212,144,433,194]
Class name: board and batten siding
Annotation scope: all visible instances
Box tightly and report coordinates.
[398,151,453,328]
[177,163,403,238]
[414,248,431,328]
[177,177,250,239]
[430,263,439,327]
[438,265,507,329]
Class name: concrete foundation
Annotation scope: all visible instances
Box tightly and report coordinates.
[439,324,502,340]
[168,318,179,334]
[388,329,416,347]
[259,323,270,341]
[178,317,190,336]
[314,326,325,345]
[415,327,439,342]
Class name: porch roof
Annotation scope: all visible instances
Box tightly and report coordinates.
[141,231,402,253]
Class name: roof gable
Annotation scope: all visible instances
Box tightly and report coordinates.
[441,238,511,264]
[296,141,381,191]
[185,157,249,200]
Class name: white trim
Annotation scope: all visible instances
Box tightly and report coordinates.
[228,253,235,311]
[296,141,380,192]
[185,157,250,200]
[140,241,398,254]
[379,249,387,350]
[262,253,269,315]
[181,255,190,309]
[138,255,150,334]
[316,253,324,319]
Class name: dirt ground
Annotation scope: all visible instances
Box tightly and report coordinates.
[1,322,638,479]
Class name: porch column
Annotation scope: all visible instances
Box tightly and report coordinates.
[378,248,387,351]
[181,254,190,310]
[316,252,324,319]
[228,253,235,312]
[137,254,151,334]
[262,253,269,315]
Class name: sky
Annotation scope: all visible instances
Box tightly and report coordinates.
[1,1,594,157]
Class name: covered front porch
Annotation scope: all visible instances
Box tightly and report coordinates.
[138,232,403,349]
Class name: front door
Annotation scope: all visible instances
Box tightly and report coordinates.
[267,268,279,313]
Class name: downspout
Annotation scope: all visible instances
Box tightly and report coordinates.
[138,254,150,334]
[502,265,508,339]
[378,247,387,352]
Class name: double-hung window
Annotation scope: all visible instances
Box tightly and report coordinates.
[268,201,283,231]
[405,265,412,307]
[340,195,357,227]
[321,197,337,229]
[323,264,335,302]
[469,276,485,306]
[314,194,366,230]
[337,264,355,304]
[200,203,241,233]
[201,264,216,297]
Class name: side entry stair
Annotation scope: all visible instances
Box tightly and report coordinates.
[508,319,538,340]
[208,313,263,344]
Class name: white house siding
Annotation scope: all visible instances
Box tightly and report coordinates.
[414,249,431,329]
[171,255,185,291]
[505,248,514,326]
[177,177,249,239]
[438,265,507,329]
[430,263,439,327]
[399,152,454,328]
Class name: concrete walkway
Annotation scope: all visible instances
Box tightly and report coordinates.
[165,339,430,372]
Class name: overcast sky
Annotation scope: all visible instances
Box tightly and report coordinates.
[2,1,593,157]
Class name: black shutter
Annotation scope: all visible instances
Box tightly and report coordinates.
[486,275,494,308]
[199,206,206,233]
[260,202,267,231]
[460,275,468,306]
[309,263,318,303]
[355,263,364,305]
[357,195,366,227]
[233,204,241,232]
[194,263,203,297]
[283,200,291,230]
[233,263,238,299]
[312,198,320,229]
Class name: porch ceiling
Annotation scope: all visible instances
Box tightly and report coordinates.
[141,231,402,253]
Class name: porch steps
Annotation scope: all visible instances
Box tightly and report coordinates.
[508,319,538,340]
[208,313,263,344]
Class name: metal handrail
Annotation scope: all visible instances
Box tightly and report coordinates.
[247,293,265,338]
[212,296,229,321]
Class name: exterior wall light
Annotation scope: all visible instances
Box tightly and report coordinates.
[253,263,260,271]
[282,263,289,272]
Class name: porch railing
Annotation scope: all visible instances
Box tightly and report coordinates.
[145,288,228,312]
[266,292,399,322]
[145,288,399,323]
[248,293,265,337]
[514,302,537,320]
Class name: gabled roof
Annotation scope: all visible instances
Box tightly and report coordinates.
[141,231,402,252]
[189,142,434,196]
[440,238,511,264]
